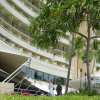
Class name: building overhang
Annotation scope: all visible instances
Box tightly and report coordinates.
[0,51,29,81]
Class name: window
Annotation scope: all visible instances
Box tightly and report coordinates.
[60,77,65,85]
[31,69,34,79]
[55,76,60,83]
[49,74,54,82]
[37,71,43,81]
[26,67,29,75]
[21,66,26,73]
[55,76,65,85]
[43,73,48,82]
[29,69,32,78]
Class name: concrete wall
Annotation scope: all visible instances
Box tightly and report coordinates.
[0,82,14,94]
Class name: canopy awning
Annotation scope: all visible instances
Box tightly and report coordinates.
[0,51,29,81]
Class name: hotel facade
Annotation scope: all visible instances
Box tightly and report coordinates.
[0,0,99,90]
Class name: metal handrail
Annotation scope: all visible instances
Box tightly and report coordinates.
[0,36,68,68]
[52,46,68,52]
[19,0,38,15]
[0,11,28,35]
[0,11,68,54]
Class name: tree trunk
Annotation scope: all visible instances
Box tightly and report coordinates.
[77,55,79,78]
[86,18,92,93]
[65,33,74,94]
[91,57,95,74]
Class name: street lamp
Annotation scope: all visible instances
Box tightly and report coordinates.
[84,72,87,87]
[80,68,82,88]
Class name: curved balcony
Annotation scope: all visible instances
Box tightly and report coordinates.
[0,11,70,64]
[0,25,69,64]
[0,0,29,25]
[0,35,73,79]
[54,56,69,65]
[0,13,69,62]
[0,11,28,35]
[0,11,70,53]
[52,46,68,52]
[11,0,38,17]
[60,37,69,45]
[0,26,53,59]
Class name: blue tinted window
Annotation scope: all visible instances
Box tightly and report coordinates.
[37,71,43,81]
[55,76,60,83]
[21,66,26,73]
[60,77,65,85]
[55,76,65,85]
[49,74,54,82]
[43,73,48,82]
[31,69,34,79]
[29,69,32,78]
[26,67,29,75]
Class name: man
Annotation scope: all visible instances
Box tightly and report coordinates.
[56,82,62,95]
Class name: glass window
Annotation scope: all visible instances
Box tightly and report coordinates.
[29,69,32,78]
[55,76,65,85]
[21,66,26,73]
[60,77,65,85]
[31,69,34,79]
[55,76,60,83]
[43,73,48,82]
[49,74,54,82]
[34,70,37,79]
[37,71,43,81]
[26,67,29,75]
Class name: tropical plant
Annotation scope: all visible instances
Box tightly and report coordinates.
[28,0,100,93]
[90,39,100,74]
[96,67,100,71]
[64,36,86,78]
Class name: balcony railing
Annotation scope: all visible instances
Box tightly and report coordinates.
[27,0,40,9]
[0,11,69,55]
[0,11,28,35]
[0,36,68,69]
[52,46,68,52]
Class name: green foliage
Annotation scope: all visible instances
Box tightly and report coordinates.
[97,50,100,63]
[83,85,88,92]
[68,91,75,95]
[64,36,86,60]
[82,49,94,63]
[0,93,100,100]
[88,89,99,96]
[78,86,99,96]
[28,0,100,94]
[96,67,100,71]
[90,39,100,58]
[78,88,83,93]
[29,0,100,49]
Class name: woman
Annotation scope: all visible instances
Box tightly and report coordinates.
[47,77,55,97]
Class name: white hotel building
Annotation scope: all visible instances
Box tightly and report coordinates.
[0,0,99,93]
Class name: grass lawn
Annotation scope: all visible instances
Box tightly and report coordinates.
[0,94,100,100]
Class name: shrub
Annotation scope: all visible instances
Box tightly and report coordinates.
[88,89,98,96]
[68,91,75,95]
[78,88,83,93]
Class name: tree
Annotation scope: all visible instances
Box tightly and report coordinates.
[29,0,100,93]
[90,39,100,74]
[64,36,86,78]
